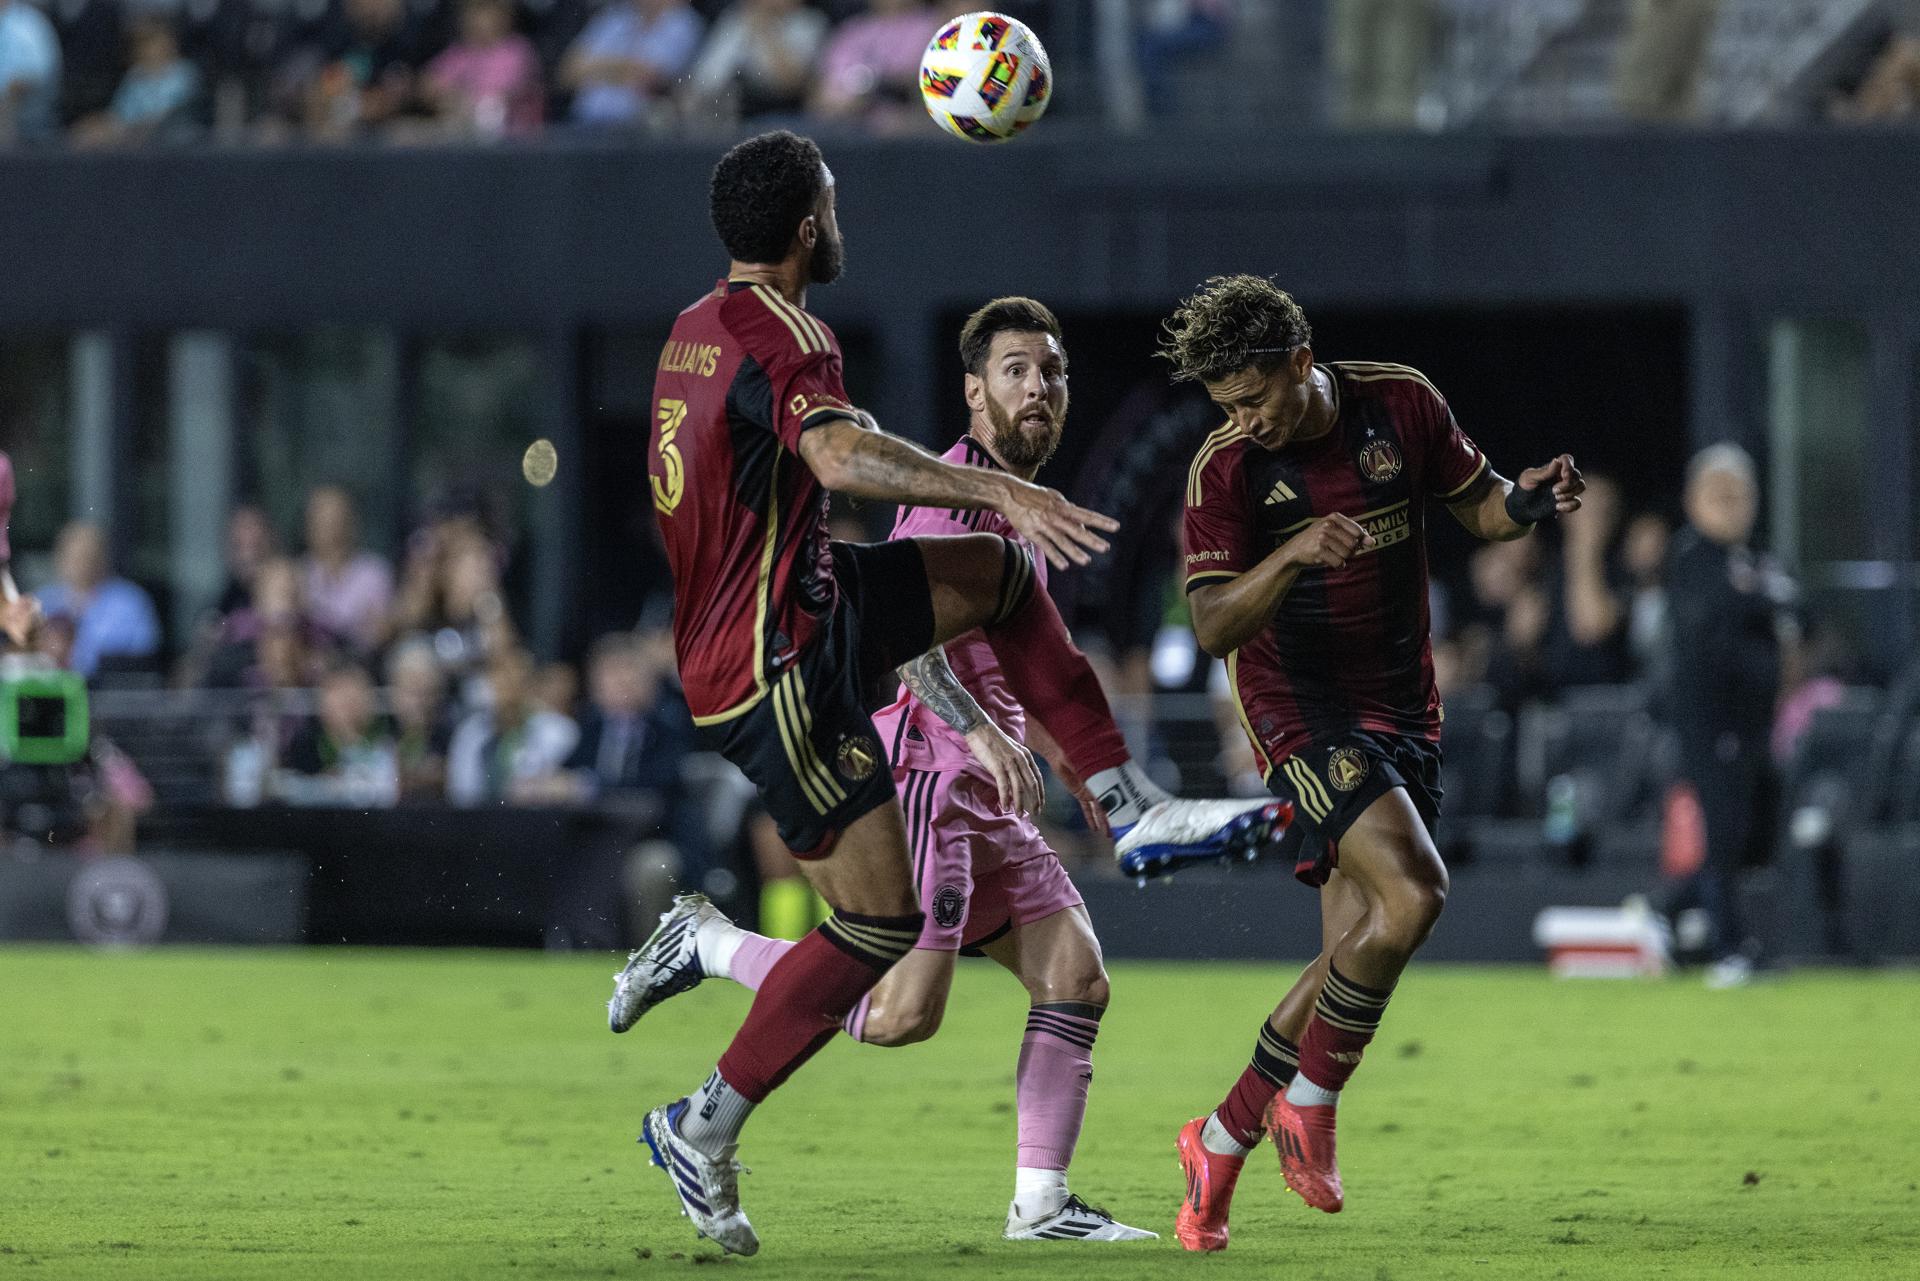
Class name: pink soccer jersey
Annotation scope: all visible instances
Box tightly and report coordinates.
[871,435,1048,775]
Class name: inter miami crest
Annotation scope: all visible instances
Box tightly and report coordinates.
[1327,746,1370,792]
[932,884,967,929]
[835,735,880,783]
[1358,439,1403,483]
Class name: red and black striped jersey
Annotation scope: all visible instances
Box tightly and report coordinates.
[649,279,858,726]
[1182,362,1492,776]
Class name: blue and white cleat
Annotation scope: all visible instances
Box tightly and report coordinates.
[1113,798,1293,881]
[640,1100,759,1256]
[609,893,725,1033]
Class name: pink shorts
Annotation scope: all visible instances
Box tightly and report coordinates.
[896,764,1084,952]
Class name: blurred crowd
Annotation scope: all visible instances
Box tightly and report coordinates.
[3,0,1919,148]
[0,0,1060,146]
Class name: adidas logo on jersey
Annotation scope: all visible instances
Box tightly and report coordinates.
[1264,478,1297,505]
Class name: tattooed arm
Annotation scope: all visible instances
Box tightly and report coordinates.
[797,417,1116,569]
[897,646,1043,814]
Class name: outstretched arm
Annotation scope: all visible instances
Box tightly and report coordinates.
[1449,454,1585,542]
[798,416,1117,568]
[897,646,1043,814]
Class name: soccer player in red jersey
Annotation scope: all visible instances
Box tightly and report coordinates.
[1162,276,1584,1249]
[616,297,1155,1243]
[617,137,1289,1255]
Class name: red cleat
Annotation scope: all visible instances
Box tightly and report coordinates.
[1175,1116,1245,1252]
[1267,1094,1343,1213]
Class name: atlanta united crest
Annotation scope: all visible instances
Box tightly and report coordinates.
[1327,746,1370,792]
[836,735,880,783]
[1359,439,1403,483]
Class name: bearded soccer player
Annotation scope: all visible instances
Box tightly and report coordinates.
[613,297,1153,1243]
[1163,276,1583,1250]
[621,136,1289,1256]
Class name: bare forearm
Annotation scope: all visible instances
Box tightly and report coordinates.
[897,646,986,734]
[802,419,1010,510]
[1191,552,1302,657]
[1452,476,1531,542]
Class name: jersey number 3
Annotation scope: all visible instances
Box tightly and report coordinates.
[652,398,687,515]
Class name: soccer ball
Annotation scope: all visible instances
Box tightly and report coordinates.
[919,12,1052,144]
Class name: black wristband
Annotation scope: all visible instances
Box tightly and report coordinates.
[1504,481,1558,526]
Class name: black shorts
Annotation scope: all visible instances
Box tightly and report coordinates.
[699,539,936,859]
[1267,730,1444,887]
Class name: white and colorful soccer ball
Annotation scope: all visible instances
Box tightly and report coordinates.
[918,12,1052,144]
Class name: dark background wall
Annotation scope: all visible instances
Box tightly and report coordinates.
[2,129,1914,663]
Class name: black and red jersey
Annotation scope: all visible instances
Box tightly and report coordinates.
[1182,362,1492,775]
[649,279,859,726]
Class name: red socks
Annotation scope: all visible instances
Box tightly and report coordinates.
[714,910,922,1102]
[1295,964,1394,1093]
[1215,1022,1300,1147]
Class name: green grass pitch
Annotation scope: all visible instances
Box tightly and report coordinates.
[3,946,1917,1279]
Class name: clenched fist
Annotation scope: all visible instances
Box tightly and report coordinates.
[1279,513,1373,570]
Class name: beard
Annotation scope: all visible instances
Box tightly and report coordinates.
[809,225,846,284]
[983,394,1064,473]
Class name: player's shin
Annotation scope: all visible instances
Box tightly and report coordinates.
[680,909,922,1156]
[1014,1001,1103,1218]
[1208,1020,1300,1153]
[1288,964,1393,1105]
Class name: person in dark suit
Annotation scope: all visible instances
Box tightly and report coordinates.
[1661,443,1790,987]
[549,633,709,945]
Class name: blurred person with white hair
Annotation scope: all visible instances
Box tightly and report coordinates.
[0,0,60,143]
[1659,442,1791,987]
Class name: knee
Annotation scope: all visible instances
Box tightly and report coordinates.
[862,997,945,1047]
[1026,961,1110,1010]
[1377,876,1446,953]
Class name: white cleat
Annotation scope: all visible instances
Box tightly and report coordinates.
[1113,797,1293,881]
[609,893,728,1033]
[640,1101,759,1257]
[1004,1194,1159,1241]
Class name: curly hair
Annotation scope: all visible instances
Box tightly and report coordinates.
[958,296,1064,375]
[709,131,828,264]
[1157,275,1313,384]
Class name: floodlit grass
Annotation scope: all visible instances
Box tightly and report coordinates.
[3,947,1916,1279]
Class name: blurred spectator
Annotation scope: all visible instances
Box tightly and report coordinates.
[420,0,544,138]
[1771,620,1852,766]
[72,16,203,147]
[1615,0,1719,122]
[1543,474,1632,688]
[684,0,827,126]
[1463,534,1547,709]
[1329,0,1432,127]
[0,0,61,144]
[297,0,430,140]
[302,485,394,655]
[1620,510,1671,682]
[1658,443,1790,987]
[1133,0,1232,119]
[1831,27,1920,122]
[196,555,335,688]
[387,637,454,800]
[392,516,513,694]
[277,659,400,805]
[806,0,938,134]
[535,658,579,718]
[560,634,693,803]
[561,0,703,129]
[446,646,578,805]
[215,505,279,617]
[34,522,161,678]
